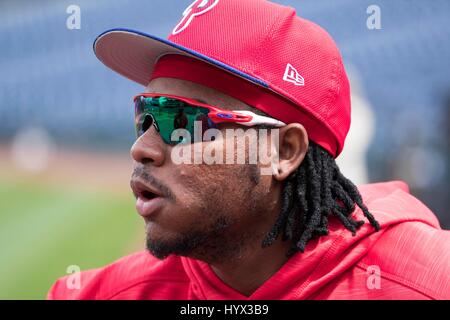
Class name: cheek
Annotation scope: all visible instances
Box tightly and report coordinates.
[162,140,270,225]
[172,162,248,213]
[174,164,224,203]
[147,165,228,237]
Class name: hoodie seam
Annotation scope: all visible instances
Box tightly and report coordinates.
[182,258,210,300]
[293,227,347,299]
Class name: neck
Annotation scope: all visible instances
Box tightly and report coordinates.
[210,235,292,297]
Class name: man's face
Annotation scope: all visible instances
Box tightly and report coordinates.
[130,78,281,263]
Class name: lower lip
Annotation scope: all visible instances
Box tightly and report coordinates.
[136,196,165,218]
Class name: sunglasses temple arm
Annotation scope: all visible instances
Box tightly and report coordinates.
[234,111,286,127]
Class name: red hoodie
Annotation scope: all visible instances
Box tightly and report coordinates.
[47,181,450,300]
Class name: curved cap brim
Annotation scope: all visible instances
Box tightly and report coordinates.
[93,28,267,88]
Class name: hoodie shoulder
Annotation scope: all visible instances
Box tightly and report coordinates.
[358,180,440,228]
[47,251,190,300]
[360,220,450,299]
[357,181,450,299]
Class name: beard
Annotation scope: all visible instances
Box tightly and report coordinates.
[146,215,237,262]
[143,164,263,262]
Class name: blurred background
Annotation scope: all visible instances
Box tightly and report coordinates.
[0,0,449,299]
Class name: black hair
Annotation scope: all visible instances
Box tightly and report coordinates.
[261,140,380,254]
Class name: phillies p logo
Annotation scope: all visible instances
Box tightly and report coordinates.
[172,0,219,35]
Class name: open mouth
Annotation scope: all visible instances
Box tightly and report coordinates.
[131,180,162,200]
[131,180,165,218]
[140,189,157,200]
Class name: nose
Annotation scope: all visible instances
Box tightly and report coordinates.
[130,127,166,166]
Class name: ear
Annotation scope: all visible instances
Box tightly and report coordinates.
[272,123,309,181]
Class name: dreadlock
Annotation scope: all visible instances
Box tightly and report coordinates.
[261,140,381,254]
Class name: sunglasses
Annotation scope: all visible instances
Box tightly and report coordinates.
[133,93,286,145]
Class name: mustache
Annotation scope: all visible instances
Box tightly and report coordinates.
[131,165,175,201]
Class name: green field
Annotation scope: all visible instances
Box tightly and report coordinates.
[0,177,142,299]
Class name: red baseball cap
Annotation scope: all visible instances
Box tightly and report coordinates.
[94,0,351,157]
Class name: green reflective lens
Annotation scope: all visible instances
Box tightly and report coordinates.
[134,96,213,145]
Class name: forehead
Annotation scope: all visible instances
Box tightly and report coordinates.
[145,77,253,111]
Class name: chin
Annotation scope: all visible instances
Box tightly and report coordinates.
[145,230,191,260]
[145,232,178,259]
[146,225,213,261]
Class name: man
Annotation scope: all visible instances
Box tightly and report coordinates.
[174,109,188,129]
[48,0,449,299]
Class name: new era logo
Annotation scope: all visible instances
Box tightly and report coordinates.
[283,63,304,86]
